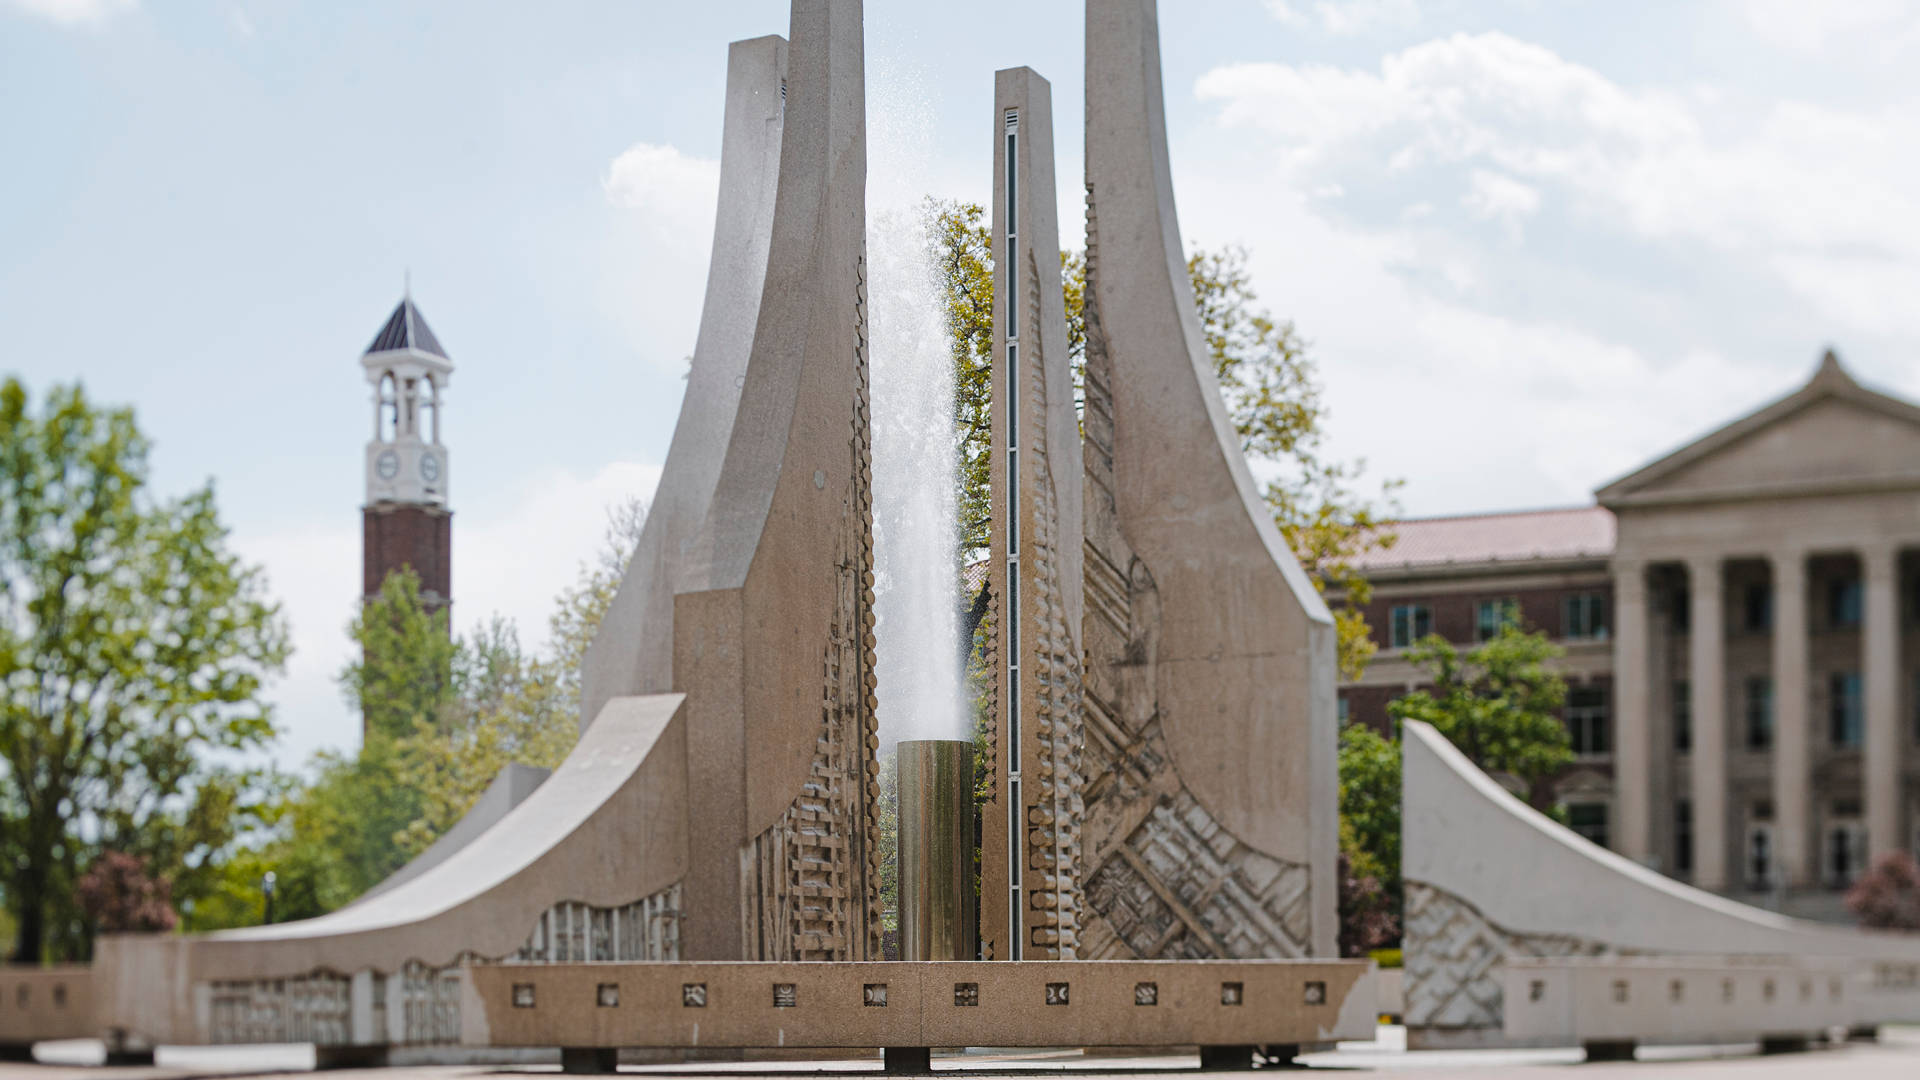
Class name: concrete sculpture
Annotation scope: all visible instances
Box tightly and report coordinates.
[980,65,1088,965]
[81,10,889,1053]
[1072,0,1339,960]
[1402,719,1920,1052]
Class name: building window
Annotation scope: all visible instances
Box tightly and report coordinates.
[1476,598,1519,642]
[1830,671,1863,749]
[1389,604,1432,648]
[1746,822,1774,889]
[1567,803,1609,848]
[1674,680,1692,753]
[1827,817,1866,888]
[1564,593,1607,640]
[1675,800,1694,876]
[1567,686,1610,757]
[1745,677,1773,750]
[1743,583,1772,633]
[1828,578,1863,630]
[1337,696,1350,726]
[1671,588,1691,633]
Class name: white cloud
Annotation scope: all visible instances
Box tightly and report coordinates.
[1194,32,1920,344]
[1738,0,1920,58]
[6,0,132,25]
[595,142,722,375]
[1266,0,1420,36]
[601,142,719,214]
[1461,168,1539,240]
[233,460,662,769]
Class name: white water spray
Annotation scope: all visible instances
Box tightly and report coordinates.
[866,51,967,749]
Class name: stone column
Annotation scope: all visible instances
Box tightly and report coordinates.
[1864,544,1902,860]
[1771,550,1811,888]
[1687,556,1728,891]
[1612,560,1651,863]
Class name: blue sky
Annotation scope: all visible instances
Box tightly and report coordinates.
[8,0,1920,766]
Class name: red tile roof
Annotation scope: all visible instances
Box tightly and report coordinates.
[1350,506,1615,572]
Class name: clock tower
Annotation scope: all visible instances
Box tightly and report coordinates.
[360,294,453,616]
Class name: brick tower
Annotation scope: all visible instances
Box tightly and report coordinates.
[360,294,453,626]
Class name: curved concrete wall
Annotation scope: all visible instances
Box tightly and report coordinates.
[1402,718,1920,1045]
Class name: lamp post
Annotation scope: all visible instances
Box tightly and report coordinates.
[262,871,277,925]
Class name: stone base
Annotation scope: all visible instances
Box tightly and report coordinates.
[882,1046,930,1074]
[1759,1034,1811,1055]
[1583,1040,1636,1062]
[314,1044,389,1070]
[1198,1044,1258,1070]
[1848,1024,1880,1042]
[102,1048,155,1067]
[0,1044,34,1063]
[561,1047,619,1074]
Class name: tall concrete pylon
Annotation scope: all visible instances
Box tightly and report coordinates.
[672,0,879,963]
[980,66,1087,963]
[1077,0,1339,959]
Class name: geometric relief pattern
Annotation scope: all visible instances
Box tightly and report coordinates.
[1081,790,1311,960]
[1403,881,1617,1031]
[510,886,683,963]
[208,972,350,1046]
[742,251,882,963]
[1074,185,1311,963]
[1016,244,1085,961]
[204,885,686,1047]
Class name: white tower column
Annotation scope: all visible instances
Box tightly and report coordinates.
[1865,543,1902,860]
[1612,559,1651,863]
[1771,549,1811,889]
[1687,555,1727,891]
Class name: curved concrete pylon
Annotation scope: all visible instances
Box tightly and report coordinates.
[581,35,789,729]
[1077,0,1337,959]
[671,0,879,963]
[1402,719,1920,1045]
[86,24,829,1049]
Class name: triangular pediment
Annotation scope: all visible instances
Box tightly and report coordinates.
[1597,352,1920,506]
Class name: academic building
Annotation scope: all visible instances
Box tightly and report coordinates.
[1338,352,1920,922]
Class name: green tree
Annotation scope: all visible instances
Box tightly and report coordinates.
[1387,626,1573,803]
[0,379,289,961]
[1337,723,1401,892]
[926,202,1397,679]
[341,568,456,744]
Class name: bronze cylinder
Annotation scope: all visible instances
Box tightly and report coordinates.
[897,739,977,961]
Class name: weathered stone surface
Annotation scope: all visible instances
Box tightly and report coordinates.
[1075,0,1337,959]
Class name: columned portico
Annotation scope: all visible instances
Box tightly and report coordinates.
[1612,561,1651,863]
[1687,556,1727,891]
[1864,543,1902,861]
[1770,551,1812,888]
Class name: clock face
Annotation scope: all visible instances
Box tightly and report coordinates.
[376,450,399,480]
[420,453,441,484]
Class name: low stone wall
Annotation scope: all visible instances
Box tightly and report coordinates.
[0,966,94,1049]
[463,959,1375,1051]
[1401,719,1920,1049]
[1503,956,1855,1048]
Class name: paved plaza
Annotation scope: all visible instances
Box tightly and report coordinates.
[8,1027,1920,1078]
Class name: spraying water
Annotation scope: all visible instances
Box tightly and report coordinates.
[866,50,967,749]
[868,208,966,748]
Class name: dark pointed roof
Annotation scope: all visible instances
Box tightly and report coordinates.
[364,297,450,361]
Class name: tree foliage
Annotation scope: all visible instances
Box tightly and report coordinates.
[0,379,289,961]
[925,201,1397,679]
[225,498,649,925]
[1387,626,1573,801]
[1337,723,1402,952]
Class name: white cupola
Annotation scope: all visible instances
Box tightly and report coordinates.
[361,295,453,507]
